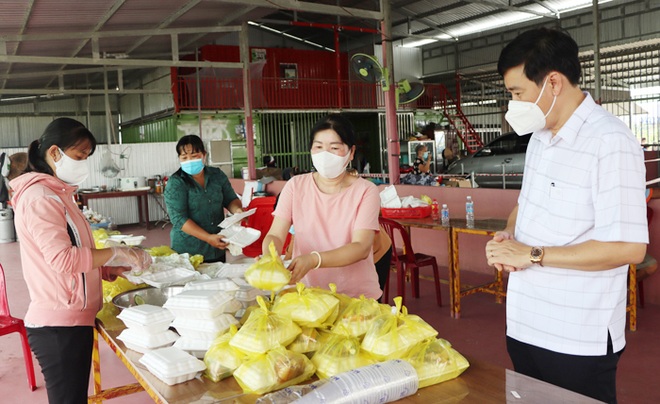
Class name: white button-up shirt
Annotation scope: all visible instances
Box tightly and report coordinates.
[508,92,648,356]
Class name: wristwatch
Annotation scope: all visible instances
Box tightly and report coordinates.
[530,246,544,266]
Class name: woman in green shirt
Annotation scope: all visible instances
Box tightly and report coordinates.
[164,135,243,262]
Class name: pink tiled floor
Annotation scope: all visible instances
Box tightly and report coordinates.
[1,223,659,403]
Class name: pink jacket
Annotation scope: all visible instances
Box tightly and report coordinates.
[10,172,112,327]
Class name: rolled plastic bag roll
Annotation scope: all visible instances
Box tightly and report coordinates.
[294,359,418,404]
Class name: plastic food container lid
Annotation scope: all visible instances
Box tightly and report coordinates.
[172,313,238,334]
[117,328,179,350]
[183,278,240,294]
[173,335,214,351]
[139,347,206,384]
[117,304,174,328]
[164,290,233,310]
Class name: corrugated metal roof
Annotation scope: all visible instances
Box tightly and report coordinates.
[0,0,641,98]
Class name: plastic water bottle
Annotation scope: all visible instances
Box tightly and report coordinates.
[441,204,450,227]
[465,196,475,228]
[431,199,440,221]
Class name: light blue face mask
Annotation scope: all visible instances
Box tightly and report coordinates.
[422,151,429,160]
[181,158,204,175]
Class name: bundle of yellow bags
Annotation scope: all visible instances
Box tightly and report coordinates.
[203,325,247,382]
[361,297,438,360]
[244,242,291,291]
[233,346,315,395]
[272,283,339,328]
[229,296,301,355]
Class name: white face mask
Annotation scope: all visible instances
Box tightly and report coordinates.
[505,77,557,135]
[54,148,89,186]
[312,150,351,179]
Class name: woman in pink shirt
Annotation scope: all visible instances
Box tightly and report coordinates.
[263,114,382,299]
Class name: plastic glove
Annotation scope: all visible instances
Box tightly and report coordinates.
[106,247,152,271]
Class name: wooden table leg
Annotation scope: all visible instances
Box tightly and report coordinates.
[92,328,102,398]
[628,264,637,332]
[143,194,150,229]
[451,228,461,319]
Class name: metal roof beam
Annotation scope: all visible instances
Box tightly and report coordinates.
[0,26,241,42]
[0,55,242,69]
[462,0,557,19]
[209,0,383,20]
[0,88,170,95]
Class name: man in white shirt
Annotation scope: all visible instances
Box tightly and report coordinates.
[486,27,648,404]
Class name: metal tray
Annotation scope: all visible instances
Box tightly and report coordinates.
[112,285,184,310]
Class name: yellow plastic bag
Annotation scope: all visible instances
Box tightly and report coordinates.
[311,324,375,379]
[286,327,332,355]
[229,296,301,355]
[92,228,121,249]
[272,283,339,328]
[203,325,247,382]
[305,283,353,326]
[233,346,315,395]
[102,277,143,303]
[244,242,291,291]
[361,297,438,361]
[332,294,381,339]
[146,245,177,256]
[404,338,470,388]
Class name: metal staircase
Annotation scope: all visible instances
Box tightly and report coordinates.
[425,82,484,154]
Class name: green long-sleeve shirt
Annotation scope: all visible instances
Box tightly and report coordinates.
[164,166,239,262]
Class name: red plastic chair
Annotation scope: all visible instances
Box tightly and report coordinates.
[240,196,291,257]
[378,217,442,307]
[0,263,37,391]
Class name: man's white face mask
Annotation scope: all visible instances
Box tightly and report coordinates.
[505,76,557,135]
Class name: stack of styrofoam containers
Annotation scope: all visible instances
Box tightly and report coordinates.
[165,290,242,358]
[116,304,178,353]
[232,277,271,319]
[139,346,206,386]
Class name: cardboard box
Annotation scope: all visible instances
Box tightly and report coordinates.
[445,178,472,188]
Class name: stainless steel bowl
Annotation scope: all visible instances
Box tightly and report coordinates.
[112,285,184,310]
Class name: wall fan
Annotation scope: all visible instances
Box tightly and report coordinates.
[350,53,425,105]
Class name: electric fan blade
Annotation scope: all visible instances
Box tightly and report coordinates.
[398,82,426,104]
[350,53,383,83]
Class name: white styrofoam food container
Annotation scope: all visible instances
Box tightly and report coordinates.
[102,235,147,247]
[173,336,215,359]
[183,278,240,295]
[171,314,238,340]
[163,290,237,319]
[139,347,206,386]
[117,328,179,353]
[116,304,174,334]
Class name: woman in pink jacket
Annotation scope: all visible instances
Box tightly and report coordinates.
[9,118,152,404]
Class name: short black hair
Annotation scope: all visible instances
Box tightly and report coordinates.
[497,27,581,86]
[176,134,206,156]
[309,114,357,150]
[26,117,97,175]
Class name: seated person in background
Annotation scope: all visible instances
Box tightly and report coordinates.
[256,155,283,180]
[165,135,243,263]
[412,144,431,175]
[263,114,382,299]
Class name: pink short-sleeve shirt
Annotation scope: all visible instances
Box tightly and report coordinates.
[274,173,382,299]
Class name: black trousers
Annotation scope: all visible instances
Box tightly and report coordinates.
[375,246,393,301]
[27,326,94,404]
[506,335,623,404]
